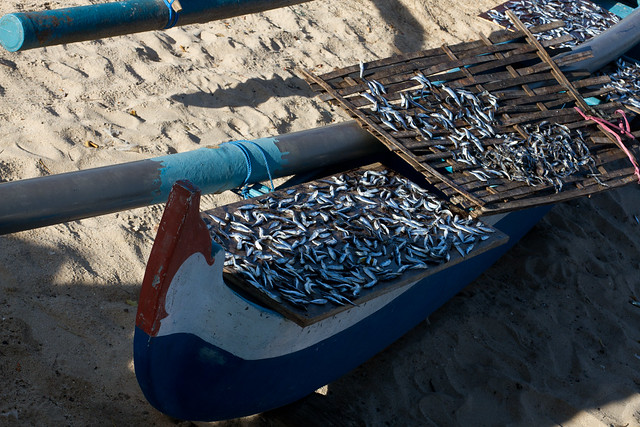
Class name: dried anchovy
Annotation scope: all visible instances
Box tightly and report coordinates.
[359,71,598,191]
[602,58,640,110]
[456,122,601,192]
[359,71,499,148]
[205,170,494,309]
[486,0,619,47]
[486,3,639,114]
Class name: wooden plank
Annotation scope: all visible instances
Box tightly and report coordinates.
[321,41,585,99]
[487,20,566,41]
[480,173,637,216]
[506,11,590,111]
[401,135,507,151]
[551,49,594,68]
[385,42,532,77]
[499,91,576,108]
[497,87,612,110]
[317,41,519,87]
[328,44,536,98]
[540,34,574,47]
[543,87,614,108]
[459,49,589,86]
[481,72,559,91]
[500,102,626,126]
[314,21,566,84]
[449,63,592,91]
[465,52,540,75]
[493,75,610,101]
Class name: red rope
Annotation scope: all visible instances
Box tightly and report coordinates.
[574,107,640,183]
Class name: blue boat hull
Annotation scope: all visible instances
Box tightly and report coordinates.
[134,204,551,421]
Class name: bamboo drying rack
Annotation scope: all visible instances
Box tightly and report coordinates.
[301,13,640,216]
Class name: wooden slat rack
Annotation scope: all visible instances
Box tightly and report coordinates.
[301,17,640,216]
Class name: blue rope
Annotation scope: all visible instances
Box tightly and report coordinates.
[224,140,275,199]
[162,0,180,29]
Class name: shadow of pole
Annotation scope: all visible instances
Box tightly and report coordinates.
[369,0,426,52]
[170,74,316,110]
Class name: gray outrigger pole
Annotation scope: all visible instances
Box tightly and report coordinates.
[0,0,314,51]
[0,122,384,235]
[560,8,640,73]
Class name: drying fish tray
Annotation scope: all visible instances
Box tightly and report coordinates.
[203,164,508,327]
[479,0,621,47]
[481,0,640,114]
[301,18,640,217]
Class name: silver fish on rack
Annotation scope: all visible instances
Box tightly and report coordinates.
[602,58,640,110]
[205,170,494,309]
[486,0,619,47]
[486,2,640,109]
[458,122,602,191]
[355,60,602,191]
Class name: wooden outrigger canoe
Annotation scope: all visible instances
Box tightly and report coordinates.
[133,177,551,421]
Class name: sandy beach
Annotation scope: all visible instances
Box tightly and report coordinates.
[0,0,639,425]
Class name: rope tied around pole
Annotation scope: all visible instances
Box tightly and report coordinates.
[223,140,276,199]
[574,107,640,183]
[161,0,180,29]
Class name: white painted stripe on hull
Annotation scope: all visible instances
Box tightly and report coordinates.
[156,250,416,360]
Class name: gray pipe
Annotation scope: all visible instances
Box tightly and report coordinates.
[0,0,314,52]
[0,122,383,235]
[561,8,640,73]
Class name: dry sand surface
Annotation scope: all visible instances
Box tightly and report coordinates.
[0,0,639,425]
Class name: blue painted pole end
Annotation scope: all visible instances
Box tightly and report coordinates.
[0,1,169,52]
[0,14,30,52]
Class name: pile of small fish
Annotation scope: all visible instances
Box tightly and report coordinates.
[460,122,601,191]
[603,58,640,109]
[486,0,620,47]
[359,70,599,191]
[485,1,640,109]
[205,170,494,309]
[360,66,499,145]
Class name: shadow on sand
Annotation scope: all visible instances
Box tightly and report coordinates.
[0,233,169,424]
[170,73,315,110]
[369,0,426,52]
[261,186,640,426]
